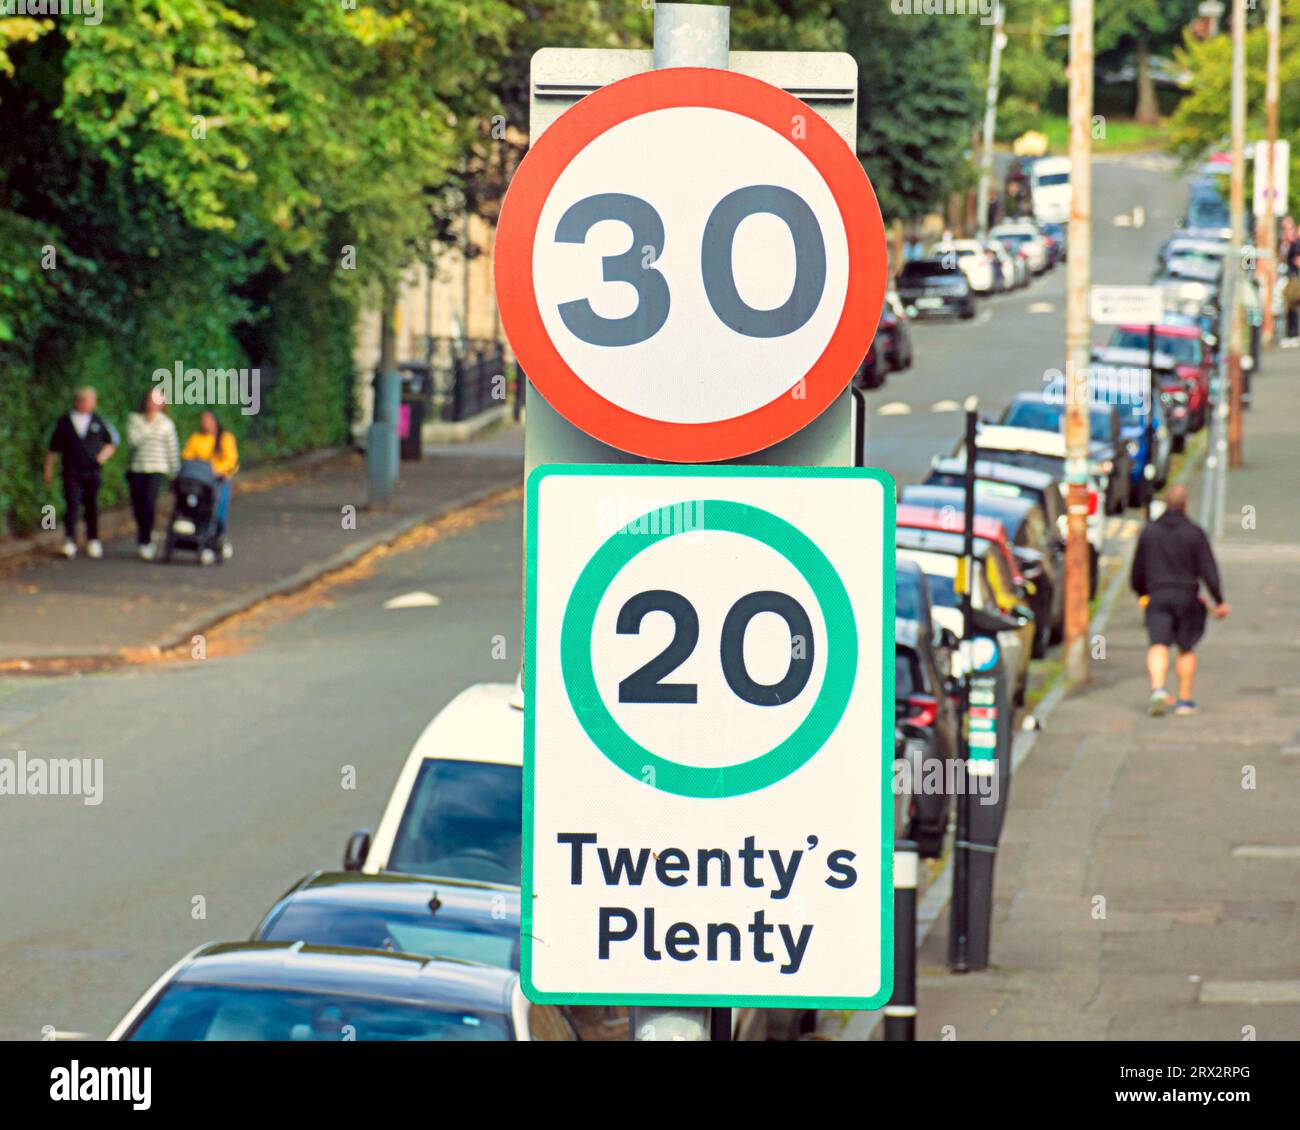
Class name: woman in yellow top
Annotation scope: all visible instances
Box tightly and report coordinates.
[181,411,239,560]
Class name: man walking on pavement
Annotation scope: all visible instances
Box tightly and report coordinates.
[43,387,119,559]
[1130,484,1229,716]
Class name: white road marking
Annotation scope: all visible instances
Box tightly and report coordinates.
[1113,214,1133,227]
[976,309,993,325]
[1121,518,1140,538]
[931,400,961,413]
[1230,844,1300,859]
[876,402,912,416]
[383,591,442,610]
[1198,981,1300,1005]
[1029,301,1054,314]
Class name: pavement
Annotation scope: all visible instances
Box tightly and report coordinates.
[911,343,1300,1040]
[0,427,524,664]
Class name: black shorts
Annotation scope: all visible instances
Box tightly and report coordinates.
[1145,590,1207,651]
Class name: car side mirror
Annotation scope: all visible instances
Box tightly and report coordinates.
[939,627,959,651]
[343,829,371,872]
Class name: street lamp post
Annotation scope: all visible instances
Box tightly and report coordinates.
[1227,0,1247,469]
[975,4,1006,241]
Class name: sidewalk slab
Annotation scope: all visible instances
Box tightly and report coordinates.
[914,347,1300,1041]
[0,427,523,662]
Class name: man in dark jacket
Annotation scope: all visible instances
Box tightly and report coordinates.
[43,387,119,559]
[1130,485,1229,715]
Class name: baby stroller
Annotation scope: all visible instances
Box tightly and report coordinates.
[164,459,224,565]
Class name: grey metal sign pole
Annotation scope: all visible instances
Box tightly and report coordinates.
[628,2,730,1044]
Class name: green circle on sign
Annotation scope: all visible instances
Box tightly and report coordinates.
[560,499,858,798]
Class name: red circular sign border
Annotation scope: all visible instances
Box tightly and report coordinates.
[495,67,886,463]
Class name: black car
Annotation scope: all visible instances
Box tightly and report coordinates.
[897,258,975,320]
[255,871,523,969]
[900,484,1061,655]
[999,391,1132,514]
[895,619,958,858]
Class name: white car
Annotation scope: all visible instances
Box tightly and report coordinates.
[931,239,997,295]
[342,680,813,1041]
[972,424,1103,595]
[345,681,523,885]
[989,223,1048,275]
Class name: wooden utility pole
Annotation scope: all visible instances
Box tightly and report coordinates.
[1063,0,1093,684]
[1227,0,1247,469]
[1259,0,1281,345]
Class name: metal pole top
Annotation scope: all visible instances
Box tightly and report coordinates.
[654,3,731,70]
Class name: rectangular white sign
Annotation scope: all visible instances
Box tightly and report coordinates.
[523,465,895,1008]
[1091,285,1164,326]
[1253,139,1290,220]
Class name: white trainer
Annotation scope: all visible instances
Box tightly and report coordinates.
[199,548,216,566]
[138,542,156,561]
[60,539,77,559]
[86,539,103,559]
[221,541,233,560]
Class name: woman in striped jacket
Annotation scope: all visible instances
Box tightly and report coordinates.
[127,387,180,560]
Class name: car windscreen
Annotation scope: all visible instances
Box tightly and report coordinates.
[127,982,512,1041]
[975,448,1065,478]
[1002,400,1063,434]
[261,900,520,970]
[993,232,1031,246]
[388,760,523,886]
[1108,329,1201,366]
[895,571,923,622]
[920,571,958,610]
[1035,172,1069,186]
[901,261,958,279]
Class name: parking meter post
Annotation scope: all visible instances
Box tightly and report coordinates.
[885,841,918,1040]
[1145,324,1156,521]
[709,1008,732,1042]
[961,661,1011,971]
[951,408,978,974]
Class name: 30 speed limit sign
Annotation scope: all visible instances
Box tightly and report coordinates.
[523,465,896,1008]
[496,68,887,462]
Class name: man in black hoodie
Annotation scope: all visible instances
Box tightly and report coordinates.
[1130,484,1229,716]
[43,387,119,559]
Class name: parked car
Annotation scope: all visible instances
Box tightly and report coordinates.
[877,290,914,372]
[896,531,1034,706]
[895,620,957,857]
[1091,344,1193,452]
[963,424,1103,596]
[896,505,1036,704]
[925,458,1070,618]
[897,258,976,320]
[344,682,523,884]
[998,392,1131,514]
[854,336,884,389]
[1039,221,1068,263]
[1105,322,1213,431]
[930,239,997,295]
[109,942,546,1041]
[989,222,1048,274]
[900,484,1061,655]
[984,240,1019,291]
[989,238,1030,288]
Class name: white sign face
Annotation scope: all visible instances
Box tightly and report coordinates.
[523,465,895,1008]
[1091,285,1164,326]
[534,109,851,426]
[1253,140,1291,219]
